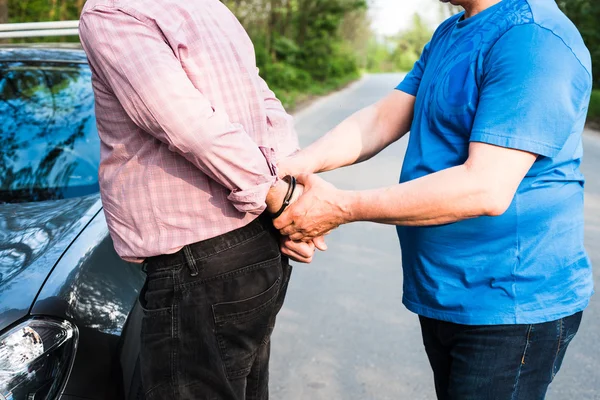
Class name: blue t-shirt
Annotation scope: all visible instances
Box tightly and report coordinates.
[396,0,593,325]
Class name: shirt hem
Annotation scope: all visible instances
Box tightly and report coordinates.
[402,295,592,325]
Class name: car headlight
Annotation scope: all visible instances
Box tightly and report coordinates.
[0,319,78,400]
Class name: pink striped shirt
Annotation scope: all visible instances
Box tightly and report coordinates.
[79,0,299,262]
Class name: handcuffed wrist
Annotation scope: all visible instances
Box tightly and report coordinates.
[271,175,296,219]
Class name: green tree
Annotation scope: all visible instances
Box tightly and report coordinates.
[7,0,83,23]
[557,0,600,88]
[4,0,371,109]
[0,0,7,24]
[393,14,432,61]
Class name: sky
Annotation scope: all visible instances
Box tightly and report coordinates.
[369,0,450,36]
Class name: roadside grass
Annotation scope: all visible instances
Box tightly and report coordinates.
[274,71,361,112]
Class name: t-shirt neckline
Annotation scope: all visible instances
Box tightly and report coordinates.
[456,0,505,29]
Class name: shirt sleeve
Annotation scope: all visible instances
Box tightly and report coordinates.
[470,23,592,158]
[79,8,277,215]
[257,71,300,155]
[395,40,432,96]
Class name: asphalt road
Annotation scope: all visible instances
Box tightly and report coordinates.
[269,73,600,400]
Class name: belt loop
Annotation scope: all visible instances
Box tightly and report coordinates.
[182,245,199,276]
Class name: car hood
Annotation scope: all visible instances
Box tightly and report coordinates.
[0,194,102,332]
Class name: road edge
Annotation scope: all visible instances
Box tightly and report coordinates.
[292,74,369,123]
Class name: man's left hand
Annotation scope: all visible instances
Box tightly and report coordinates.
[273,174,350,241]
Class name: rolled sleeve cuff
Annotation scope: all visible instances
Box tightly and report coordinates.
[227,146,279,215]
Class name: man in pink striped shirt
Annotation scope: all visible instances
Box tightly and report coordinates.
[79,1,322,398]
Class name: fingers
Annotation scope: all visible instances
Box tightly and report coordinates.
[280,224,297,236]
[312,236,328,251]
[281,246,313,263]
[289,232,309,242]
[280,237,314,263]
[273,208,295,230]
[295,173,312,185]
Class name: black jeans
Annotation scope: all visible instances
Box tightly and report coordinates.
[138,216,292,400]
[419,312,583,400]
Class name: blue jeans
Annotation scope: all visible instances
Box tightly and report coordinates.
[419,312,583,400]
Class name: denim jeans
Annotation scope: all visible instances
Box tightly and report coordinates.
[419,312,583,400]
[138,216,292,400]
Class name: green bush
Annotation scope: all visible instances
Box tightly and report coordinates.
[261,62,312,91]
[587,90,600,125]
[392,50,419,72]
[273,36,301,65]
[296,39,359,82]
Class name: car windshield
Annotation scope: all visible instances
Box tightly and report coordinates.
[0,61,99,204]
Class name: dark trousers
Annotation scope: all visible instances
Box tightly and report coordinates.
[419,312,583,400]
[138,216,292,400]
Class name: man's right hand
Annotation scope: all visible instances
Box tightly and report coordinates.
[280,236,327,263]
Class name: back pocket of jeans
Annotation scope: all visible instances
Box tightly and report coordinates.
[212,274,282,379]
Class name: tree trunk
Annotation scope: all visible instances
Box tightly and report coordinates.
[281,0,292,37]
[77,0,85,15]
[0,0,8,24]
[267,0,278,60]
[49,0,58,20]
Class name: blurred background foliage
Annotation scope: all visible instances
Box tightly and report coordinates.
[0,0,447,108]
[0,1,598,113]
[556,0,600,124]
[556,1,600,88]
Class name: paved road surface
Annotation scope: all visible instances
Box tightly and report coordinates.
[269,73,600,400]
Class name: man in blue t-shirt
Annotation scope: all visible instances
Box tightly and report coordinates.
[273,0,594,398]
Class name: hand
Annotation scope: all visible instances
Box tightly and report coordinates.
[265,179,291,214]
[270,179,327,262]
[280,236,327,263]
[273,174,350,241]
[266,177,306,214]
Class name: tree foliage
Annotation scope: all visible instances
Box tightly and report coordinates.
[0,0,7,24]
[367,13,433,73]
[223,0,367,98]
[3,0,369,108]
[6,0,84,23]
[557,0,600,88]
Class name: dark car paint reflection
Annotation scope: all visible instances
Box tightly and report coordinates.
[0,195,101,331]
[0,61,100,203]
[32,210,145,336]
[0,51,145,399]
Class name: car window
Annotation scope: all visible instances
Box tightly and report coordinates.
[0,61,99,203]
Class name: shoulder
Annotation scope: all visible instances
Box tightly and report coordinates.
[526,0,592,75]
[482,1,591,80]
[81,0,182,22]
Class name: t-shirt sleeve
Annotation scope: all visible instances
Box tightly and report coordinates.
[396,40,431,96]
[470,23,591,158]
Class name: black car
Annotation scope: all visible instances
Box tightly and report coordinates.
[0,44,145,400]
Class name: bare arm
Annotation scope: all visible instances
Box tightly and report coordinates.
[274,142,537,240]
[279,90,415,176]
[347,142,537,226]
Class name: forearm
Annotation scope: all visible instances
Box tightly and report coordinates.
[284,91,414,175]
[295,105,381,173]
[346,164,507,226]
